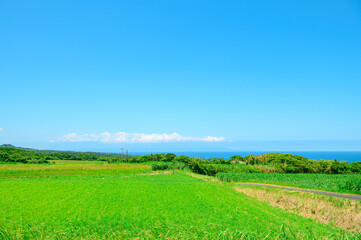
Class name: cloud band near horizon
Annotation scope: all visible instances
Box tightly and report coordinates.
[52,132,226,143]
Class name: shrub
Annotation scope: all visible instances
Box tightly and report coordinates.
[151,162,186,171]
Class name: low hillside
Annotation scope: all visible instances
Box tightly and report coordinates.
[0,147,49,164]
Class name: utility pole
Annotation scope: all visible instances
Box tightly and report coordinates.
[121,148,124,159]
[126,150,128,163]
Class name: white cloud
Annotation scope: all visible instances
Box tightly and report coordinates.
[0,127,3,132]
[53,132,226,143]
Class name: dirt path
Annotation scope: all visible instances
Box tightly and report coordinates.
[235,183,361,201]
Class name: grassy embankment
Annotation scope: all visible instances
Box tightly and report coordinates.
[217,172,361,195]
[0,162,359,239]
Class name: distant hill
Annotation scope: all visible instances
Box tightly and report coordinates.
[0,144,130,158]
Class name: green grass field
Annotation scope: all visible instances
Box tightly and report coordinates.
[0,161,151,178]
[217,172,361,194]
[0,163,359,239]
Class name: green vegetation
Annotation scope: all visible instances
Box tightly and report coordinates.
[0,145,132,163]
[0,162,151,178]
[51,160,105,165]
[2,145,360,175]
[217,172,361,194]
[0,167,357,239]
[151,161,186,171]
[182,153,361,175]
[0,147,50,164]
[117,152,361,175]
[2,145,361,199]
[240,153,361,174]
[108,152,178,163]
[0,144,131,159]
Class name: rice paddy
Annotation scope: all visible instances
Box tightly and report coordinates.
[0,162,359,239]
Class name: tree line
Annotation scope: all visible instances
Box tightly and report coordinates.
[1,145,360,175]
[110,152,361,175]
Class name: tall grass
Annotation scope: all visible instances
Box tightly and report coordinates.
[217,172,361,194]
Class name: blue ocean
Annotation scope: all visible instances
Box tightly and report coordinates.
[133,151,361,163]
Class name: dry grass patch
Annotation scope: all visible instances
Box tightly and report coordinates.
[0,163,151,178]
[0,163,149,171]
[235,185,361,232]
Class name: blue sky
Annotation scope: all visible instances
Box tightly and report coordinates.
[0,0,360,152]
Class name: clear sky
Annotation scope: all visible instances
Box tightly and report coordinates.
[1,0,360,152]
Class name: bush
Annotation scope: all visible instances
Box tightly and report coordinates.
[28,159,50,164]
[151,162,186,171]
